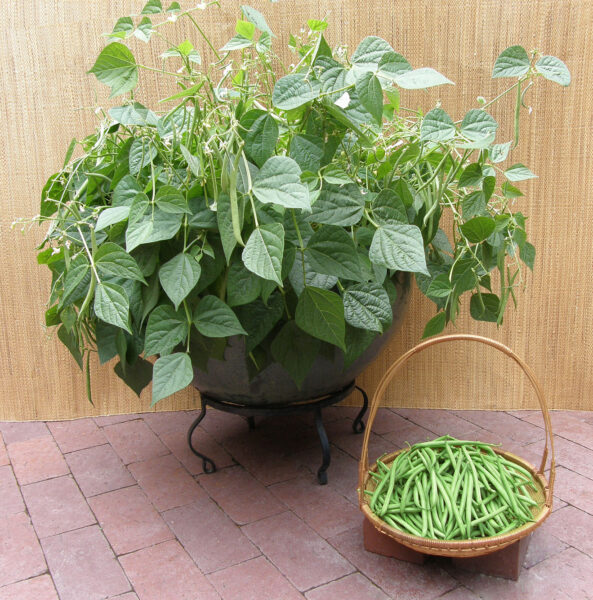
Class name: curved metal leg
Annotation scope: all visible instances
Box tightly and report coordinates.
[187,402,216,474]
[352,385,369,434]
[314,407,330,485]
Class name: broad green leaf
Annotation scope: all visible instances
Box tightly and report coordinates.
[306,226,363,281]
[369,225,429,274]
[112,175,142,207]
[58,325,83,370]
[114,357,153,396]
[61,255,90,307]
[236,20,255,40]
[95,321,123,364]
[125,202,183,252]
[241,5,275,37]
[134,17,154,43]
[351,36,393,69]
[244,113,279,167]
[306,183,365,226]
[272,73,321,111]
[94,282,131,333]
[220,34,253,51]
[502,181,524,198]
[187,196,216,228]
[141,274,160,321]
[322,165,351,185]
[271,321,320,387]
[144,305,188,356]
[88,42,138,97]
[492,46,530,78]
[371,189,408,226]
[535,55,571,86]
[236,294,284,353]
[109,102,158,126]
[422,312,446,338]
[460,216,496,243]
[252,156,310,210]
[141,0,162,14]
[394,68,453,89]
[420,108,456,142]
[289,134,323,173]
[242,223,284,285]
[344,325,376,369]
[426,273,453,299]
[461,109,498,142]
[193,296,247,338]
[289,251,338,295]
[343,283,392,333]
[308,19,328,32]
[504,163,537,181]
[155,185,190,214]
[180,144,201,177]
[482,176,495,201]
[227,262,262,307]
[256,31,272,54]
[167,2,180,11]
[295,286,346,350]
[470,293,500,322]
[520,241,536,270]
[109,16,134,39]
[378,51,412,78]
[490,141,512,164]
[152,352,193,405]
[216,193,240,264]
[461,191,487,219]
[459,163,483,188]
[129,138,157,174]
[355,72,383,124]
[159,253,201,309]
[315,57,348,100]
[95,242,146,283]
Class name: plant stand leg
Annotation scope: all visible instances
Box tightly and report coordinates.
[187,400,216,474]
[314,406,331,485]
[352,385,369,433]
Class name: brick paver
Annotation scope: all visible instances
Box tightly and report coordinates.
[1,407,592,599]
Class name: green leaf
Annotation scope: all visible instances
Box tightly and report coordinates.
[520,241,536,270]
[344,325,376,369]
[535,55,571,86]
[112,175,142,207]
[129,138,157,174]
[144,305,188,356]
[501,181,524,198]
[236,19,255,40]
[241,5,275,37]
[492,46,530,78]
[272,73,321,111]
[460,216,496,243]
[242,223,284,284]
[244,113,279,168]
[58,325,84,370]
[306,226,363,281]
[351,36,393,69]
[167,2,180,11]
[343,283,392,333]
[421,108,456,142]
[459,163,483,188]
[461,191,487,219]
[394,68,453,89]
[220,34,253,52]
[426,273,453,299]
[180,144,201,177]
[226,262,262,307]
[378,51,412,78]
[371,189,408,226]
[307,183,365,226]
[289,251,338,296]
[490,141,512,164]
[114,357,153,396]
[461,109,498,142]
[141,0,163,14]
[216,193,239,264]
[256,31,272,54]
[252,156,310,210]
[236,295,284,353]
[504,163,537,182]
[94,282,131,333]
[295,286,346,350]
[95,242,146,283]
[125,200,183,252]
[369,225,429,275]
[61,255,90,307]
[108,16,134,39]
[88,42,138,97]
[193,296,247,338]
[355,72,383,124]
[289,134,323,173]
[159,253,201,310]
[109,102,158,126]
[422,312,446,338]
[96,321,122,364]
[134,17,154,43]
[152,352,193,405]
[470,293,500,322]
[271,321,320,387]
[155,185,190,214]
[95,206,130,233]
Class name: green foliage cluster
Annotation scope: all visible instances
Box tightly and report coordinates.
[34,1,570,404]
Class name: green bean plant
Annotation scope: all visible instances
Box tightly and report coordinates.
[30,1,570,404]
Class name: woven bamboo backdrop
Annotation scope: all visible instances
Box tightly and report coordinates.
[0,0,590,420]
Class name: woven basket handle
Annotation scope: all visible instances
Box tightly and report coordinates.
[358,333,555,505]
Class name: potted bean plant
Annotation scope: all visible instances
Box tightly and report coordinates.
[33,1,570,407]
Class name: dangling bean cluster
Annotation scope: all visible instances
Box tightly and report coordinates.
[366,436,539,540]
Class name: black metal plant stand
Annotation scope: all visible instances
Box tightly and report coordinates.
[187,380,368,484]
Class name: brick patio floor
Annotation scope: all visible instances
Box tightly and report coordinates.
[1,407,592,599]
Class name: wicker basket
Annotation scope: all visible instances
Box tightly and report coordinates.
[358,333,555,558]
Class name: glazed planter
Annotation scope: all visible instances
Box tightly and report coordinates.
[193,272,411,406]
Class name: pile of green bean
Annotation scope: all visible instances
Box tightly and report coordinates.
[366,436,539,540]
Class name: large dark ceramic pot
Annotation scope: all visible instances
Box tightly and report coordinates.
[193,272,411,406]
